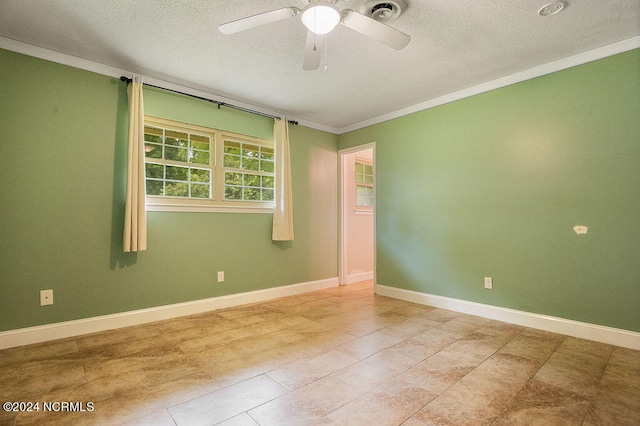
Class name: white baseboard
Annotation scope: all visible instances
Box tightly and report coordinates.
[0,277,339,350]
[346,271,374,285]
[375,284,640,350]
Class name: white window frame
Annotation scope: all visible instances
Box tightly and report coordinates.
[144,116,275,213]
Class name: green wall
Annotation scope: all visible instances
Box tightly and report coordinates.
[0,49,338,332]
[2,46,638,334]
[339,49,640,332]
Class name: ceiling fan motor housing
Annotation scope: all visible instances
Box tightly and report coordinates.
[359,0,407,23]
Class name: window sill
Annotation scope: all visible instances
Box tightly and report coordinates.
[354,208,374,216]
[146,199,274,214]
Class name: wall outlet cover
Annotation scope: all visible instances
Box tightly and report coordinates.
[40,289,53,306]
[484,277,493,289]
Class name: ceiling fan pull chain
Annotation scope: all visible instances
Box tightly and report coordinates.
[313,24,318,51]
[324,34,328,71]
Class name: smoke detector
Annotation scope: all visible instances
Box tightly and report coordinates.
[359,0,407,23]
[538,1,566,17]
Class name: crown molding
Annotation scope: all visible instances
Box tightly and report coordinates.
[2,35,639,136]
[336,36,640,134]
[0,36,334,133]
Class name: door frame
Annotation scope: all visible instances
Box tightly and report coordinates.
[338,142,376,286]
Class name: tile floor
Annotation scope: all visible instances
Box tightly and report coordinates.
[1,281,638,425]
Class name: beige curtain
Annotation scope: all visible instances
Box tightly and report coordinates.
[123,76,147,252]
[272,119,294,240]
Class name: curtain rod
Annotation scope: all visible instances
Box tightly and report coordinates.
[120,77,298,125]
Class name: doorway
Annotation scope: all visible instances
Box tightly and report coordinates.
[339,143,376,286]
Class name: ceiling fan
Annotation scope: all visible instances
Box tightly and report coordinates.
[218,0,411,70]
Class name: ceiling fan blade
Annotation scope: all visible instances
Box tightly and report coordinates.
[340,10,410,50]
[218,7,300,34]
[303,31,322,70]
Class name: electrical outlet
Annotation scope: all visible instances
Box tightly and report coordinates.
[484,277,493,290]
[40,289,53,306]
[217,271,225,282]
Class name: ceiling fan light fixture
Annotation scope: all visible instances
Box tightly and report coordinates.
[301,1,341,35]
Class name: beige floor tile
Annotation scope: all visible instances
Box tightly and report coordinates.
[411,353,540,425]
[247,376,360,425]
[218,412,261,425]
[1,281,638,426]
[533,338,613,399]
[74,324,164,350]
[332,349,419,391]
[334,326,416,360]
[389,316,441,335]
[381,327,459,364]
[492,379,592,426]
[338,316,389,337]
[418,308,463,323]
[9,360,87,400]
[498,327,565,363]
[169,374,288,426]
[83,345,184,381]
[1,339,79,365]
[42,368,148,403]
[327,385,437,426]
[122,409,177,426]
[267,350,358,390]
[474,321,525,340]
[583,399,640,426]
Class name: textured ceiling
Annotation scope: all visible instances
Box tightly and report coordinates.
[1,0,639,131]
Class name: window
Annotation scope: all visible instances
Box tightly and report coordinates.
[144,117,274,212]
[144,126,213,199]
[355,160,374,209]
[223,139,274,202]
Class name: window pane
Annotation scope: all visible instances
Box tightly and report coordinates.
[165,130,188,147]
[262,189,274,201]
[357,196,373,207]
[262,176,274,188]
[190,168,210,183]
[223,154,240,168]
[260,160,274,173]
[357,185,367,196]
[165,146,188,162]
[191,183,210,199]
[243,144,259,158]
[355,163,364,173]
[191,134,210,151]
[190,149,210,165]
[244,187,260,200]
[225,172,242,185]
[364,175,374,184]
[260,147,274,160]
[146,180,163,196]
[243,158,259,171]
[225,186,242,200]
[146,163,163,179]
[165,182,188,197]
[244,173,260,187]
[224,141,241,155]
[144,126,163,143]
[145,143,162,159]
[166,165,188,181]
[355,173,364,183]
[364,164,373,175]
